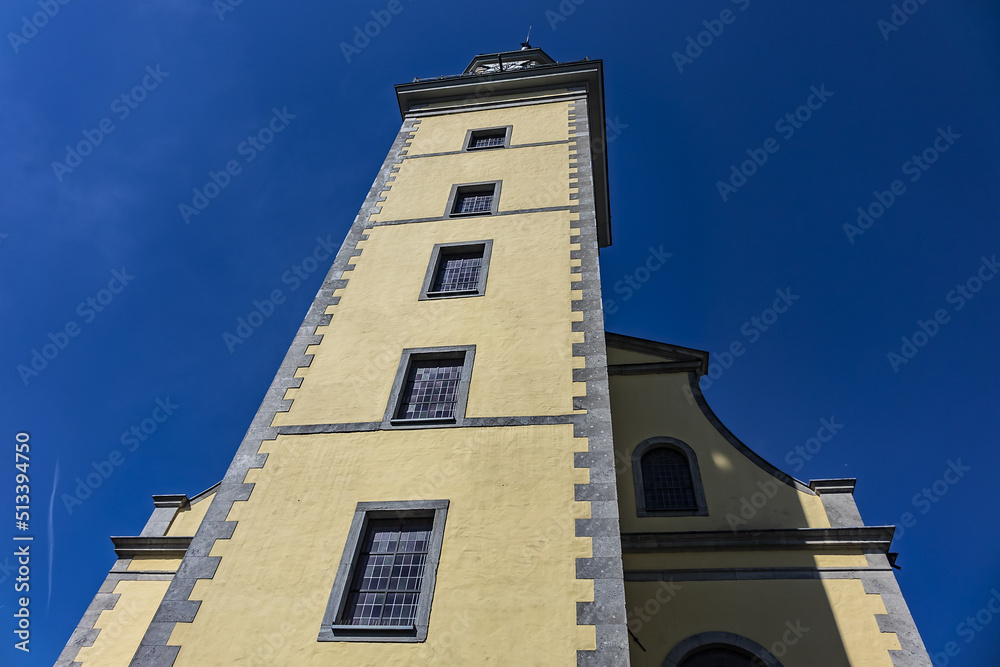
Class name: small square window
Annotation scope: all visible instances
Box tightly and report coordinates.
[383,346,475,428]
[463,126,512,151]
[419,241,493,300]
[318,500,449,643]
[446,181,501,218]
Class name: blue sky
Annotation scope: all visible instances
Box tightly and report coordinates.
[1,0,998,664]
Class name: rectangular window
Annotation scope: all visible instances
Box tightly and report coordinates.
[319,500,449,643]
[463,125,512,151]
[419,241,493,300]
[341,517,432,626]
[446,181,501,218]
[383,346,475,428]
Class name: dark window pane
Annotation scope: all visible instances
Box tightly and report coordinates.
[433,251,483,292]
[456,192,493,213]
[679,647,755,667]
[642,448,697,510]
[341,518,433,626]
[398,359,463,420]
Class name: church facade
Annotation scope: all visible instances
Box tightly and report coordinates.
[58,48,930,667]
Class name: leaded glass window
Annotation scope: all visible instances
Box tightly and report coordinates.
[340,518,433,627]
[642,448,697,510]
[432,251,482,293]
[455,192,493,214]
[397,359,463,420]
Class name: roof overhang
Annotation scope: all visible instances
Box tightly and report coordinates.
[395,58,612,247]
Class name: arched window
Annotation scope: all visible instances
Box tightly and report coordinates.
[632,437,708,517]
[662,632,783,667]
[642,448,696,510]
[678,646,756,667]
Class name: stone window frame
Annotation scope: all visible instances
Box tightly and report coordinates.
[632,436,708,517]
[382,345,476,429]
[445,180,502,218]
[418,240,494,301]
[318,500,449,643]
[462,125,513,151]
[662,631,783,667]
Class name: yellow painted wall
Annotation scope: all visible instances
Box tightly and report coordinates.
[75,580,171,667]
[609,370,829,533]
[126,556,182,572]
[405,101,571,154]
[607,348,676,365]
[169,426,594,665]
[165,491,215,536]
[275,211,585,425]
[625,579,899,667]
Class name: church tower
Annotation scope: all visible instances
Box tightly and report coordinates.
[58,47,930,667]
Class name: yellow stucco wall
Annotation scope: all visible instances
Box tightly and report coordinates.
[75,580,172,667]
[168,426,594,665]
[625,579,899,667]
[126,556,182,572]
[609,370,829,533]
[275,210,584,425]
[405,101,571,154]
[165,491,215,536]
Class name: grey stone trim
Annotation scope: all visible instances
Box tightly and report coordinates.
[401,138,571,160]
[403,90,588,120]
[274,414,581,435]
[631,437,708,517]
[56,558,176,667]
[621,526,895,553]
[567,98,629,666]
[607,360,703,376]
[125,116,425,667]
[624,566,891,582]
[662,631,783,667]
[462,125,512,151]
[686,372,815,494]
[111,536,193,559]
[861,552,933,666]
[371,205,572,227]
[141,495,189,537]
[418,239,493,300]
[810,478,865,528]
[605,332,710,374]
[381,345,476,429]
[318,500,449,643]
[444,180,502,218]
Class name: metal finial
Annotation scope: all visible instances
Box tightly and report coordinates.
[520,26,532,50]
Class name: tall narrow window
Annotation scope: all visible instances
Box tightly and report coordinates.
[446,181,501,217]
[420,241,493,300]
[383,346,475,428]
[341,517,433,627]
[632,437,708,516]
[642,448,696,510]
[319,500,449,643]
